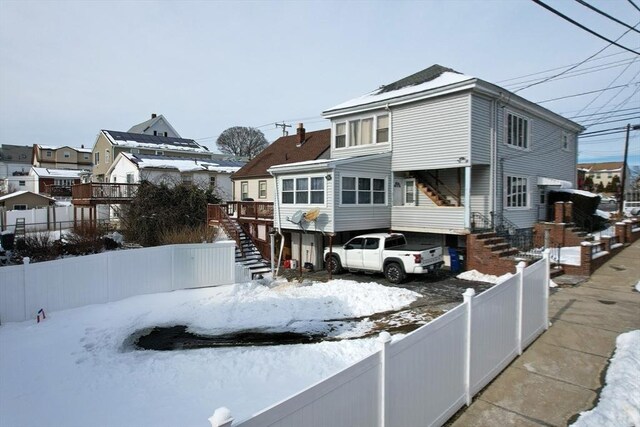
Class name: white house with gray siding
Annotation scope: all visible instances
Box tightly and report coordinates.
[269,65,583,269]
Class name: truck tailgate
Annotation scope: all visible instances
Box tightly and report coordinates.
[420,246,443,265]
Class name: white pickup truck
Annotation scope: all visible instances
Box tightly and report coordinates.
[324,233,444,283]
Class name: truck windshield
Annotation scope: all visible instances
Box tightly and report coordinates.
[384,236,406,249]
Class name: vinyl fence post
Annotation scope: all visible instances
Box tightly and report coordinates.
[23,257,30,321]
[378,331,392,427]
[463,288,475,406]
[516,261,526,355]
[543,249,551,330]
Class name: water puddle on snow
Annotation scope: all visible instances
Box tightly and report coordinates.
[132,325,327,351]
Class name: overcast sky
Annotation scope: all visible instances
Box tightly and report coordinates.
[0,0,638,165]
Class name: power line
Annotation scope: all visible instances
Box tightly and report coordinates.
[582,116,640,127]
[628,0,640,13]
[575,0,640,34]
[507,58,637,90]
[584,83,640,126]
[570,106,639,118]
[496,49,635,84]
[535,83,637,103]
[531,0,640,55]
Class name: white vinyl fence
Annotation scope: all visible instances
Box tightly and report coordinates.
[0,241,240,323]
[215,252,550,427]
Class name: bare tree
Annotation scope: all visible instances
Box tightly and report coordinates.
[216,126,268,159]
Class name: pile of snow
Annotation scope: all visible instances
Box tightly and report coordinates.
[105,231,124,244]
[635,281,640,293]
[549,279,558,288]
[595,209,611,219]
[0,279,419,426]
[457,269,513,284]
[571,330,640,426]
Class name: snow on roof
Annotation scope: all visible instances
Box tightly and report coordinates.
[103,130,208,153]
[325,71,474,112]
[551,188,599,198]
[0,190,55,202]
[30,167,87,178]
[123,153,244,173]
[37,145,92,153]
[537,177,573,188]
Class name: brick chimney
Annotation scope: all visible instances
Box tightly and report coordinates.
[296,123,305,146]
[151,113,157,119]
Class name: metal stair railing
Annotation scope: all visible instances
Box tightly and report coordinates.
[208,204,243,257]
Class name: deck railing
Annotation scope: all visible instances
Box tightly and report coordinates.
[223,201,274,221]
[72,183,139,202]
[208,204,243,257]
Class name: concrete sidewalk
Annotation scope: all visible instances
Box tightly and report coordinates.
[451,240,640,427]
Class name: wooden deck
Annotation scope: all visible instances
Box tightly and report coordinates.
[71,183,139,206]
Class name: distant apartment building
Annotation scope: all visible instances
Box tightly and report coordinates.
[32,144,93,170]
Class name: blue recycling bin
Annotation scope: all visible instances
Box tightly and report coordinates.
[448,247,461,273]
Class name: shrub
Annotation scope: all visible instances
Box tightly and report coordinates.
[121,181,221,247]
[14,231,59,262]
[158,225,219,245]
[63,224,107,255]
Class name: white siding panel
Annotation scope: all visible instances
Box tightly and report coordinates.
[496,105,578,229]
[470,165,491,217]
[392,94,471,171]
[333,154,392,233]
[471,95,492,164]
[392,206,465,232]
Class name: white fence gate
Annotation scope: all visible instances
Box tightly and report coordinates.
[0,241,242,323]
[218,253,550,427]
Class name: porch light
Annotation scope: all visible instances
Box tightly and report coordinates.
[325,174,332,181]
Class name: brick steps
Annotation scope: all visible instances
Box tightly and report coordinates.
[467,232,522,276]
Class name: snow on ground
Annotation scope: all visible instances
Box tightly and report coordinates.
[457,269,513,284]
[0,279,419,427]
[635,281,640,293]
[571,330,640,426]
[551,246,581,266]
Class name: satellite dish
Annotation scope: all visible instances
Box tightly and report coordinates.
[304,208,320,222]
[290,210,304,224]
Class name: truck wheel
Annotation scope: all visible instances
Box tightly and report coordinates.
[327,255,343,274]
[384,262,406,284]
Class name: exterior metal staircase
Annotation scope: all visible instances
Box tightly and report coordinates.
[209,205,270,279]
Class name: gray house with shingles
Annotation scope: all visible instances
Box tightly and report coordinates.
[268,65,584,269]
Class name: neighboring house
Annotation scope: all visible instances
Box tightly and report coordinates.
[30,167,85,199]
[0,190,55,210]
[0,144,32,193]
[128,113,182,138]
[268,64,584,270]
[32,145,93,170]
[107,153,245,200]
[577,161,630,191]
[91,130,213,182]
[231,124,330,201]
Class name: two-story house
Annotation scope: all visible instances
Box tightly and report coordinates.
[0,144,32,194]
[32,145,93,170]
[231,124,330,201]
[268,65,584,270]
[91,130,214,182]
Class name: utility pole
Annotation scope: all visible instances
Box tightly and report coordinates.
[275,122,291,137]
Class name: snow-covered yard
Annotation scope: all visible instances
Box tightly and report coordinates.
[0,278,419,426]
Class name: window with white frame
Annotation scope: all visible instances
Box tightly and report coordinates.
[335,123,346,148]
[45,151,52,157]
[404,178,416,205]
[282,177,324,204]
[63,151,71,158]
[506,112,530,149]
[210,176,216,190]
[18,180,26,187]
[377,115,389,143]
[13,204,27,210]
[94,152,100,165]
[241,181,249,200]
[341,176,386,205]
[105,149,110,164]
[258,180,267,199]
[334,114,389,148]
[54,178,73,186]
[506,175,529,208]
